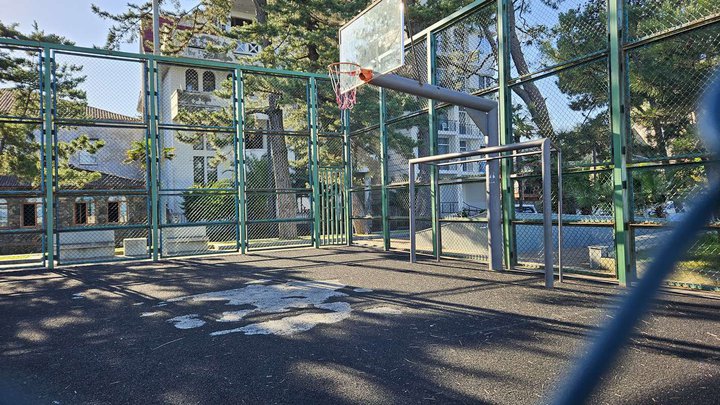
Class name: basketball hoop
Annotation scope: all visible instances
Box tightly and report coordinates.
[328,62,361,110]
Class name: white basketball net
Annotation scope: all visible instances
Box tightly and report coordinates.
[328,62,360,110]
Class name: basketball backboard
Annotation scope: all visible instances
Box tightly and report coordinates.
[339,0,405,94]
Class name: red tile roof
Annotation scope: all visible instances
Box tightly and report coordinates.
[0,89,141,122]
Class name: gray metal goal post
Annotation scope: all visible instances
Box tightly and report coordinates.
[408,138,563,288]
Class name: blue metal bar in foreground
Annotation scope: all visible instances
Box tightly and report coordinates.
[551,75,720,405]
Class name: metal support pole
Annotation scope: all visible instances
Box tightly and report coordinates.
[427,32,440,260]
[310,78,321,248]
[42,49,54,269]
[409,162,416,263]
[343,109,352,246]
[379,89,391,251]
[235,68,247,254]
[556,149,564,283]
[152,0,160,54]
[541,139,554,288]
[609,0,632,286]
[497,0,517,269]
[486,108,502,271]
[363,73,497,113]
[147,59,160,261]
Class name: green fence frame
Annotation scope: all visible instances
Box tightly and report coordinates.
[0,37,331,267]
[346,0,720,292]
[2,1,719,292]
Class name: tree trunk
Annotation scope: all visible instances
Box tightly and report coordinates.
[351,184,371,235]
[268,93,298,239]
[507,6,555,141]
[414,126,432,219]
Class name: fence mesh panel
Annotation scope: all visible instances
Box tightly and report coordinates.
[510,59,610,167]
[0,45,44,267]
[627,25,720,161]
[436,4,498,93]
[509,0,607,77]
[53,53,145,123]
[626,0,720,41]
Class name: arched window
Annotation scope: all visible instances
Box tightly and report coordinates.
[108,196,128,223]
[185,69,198,91]
[74,197,96,225]
[202,71,216,92]
[0,198,8,228]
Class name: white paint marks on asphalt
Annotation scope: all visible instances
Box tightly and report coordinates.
[216,310,254,322]
[161,280,354,336]
[168,314,206,329]
[140,311,163,317]
[363,306,403,315]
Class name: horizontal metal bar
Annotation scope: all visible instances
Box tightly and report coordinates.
[508,50,608,86]
[159,188,236,193]
[245,188,312,194]
[57,224,149,232]
[160,221,236,228]
[512,220,614,227]
[58,255,150,266]
[57,189,148,196]
[624,13,720,51]
[433,150,541,167]
[55,118,147,129]
[0,115,42,124]
[410,139,556,165]
[439,218,489,223]
[158,123,236,132]
[630,222,720,229]
[0,190,43,196]
[627,155,714,169]
[247,218,313,224]
[243,130,311,137]
[0,37,329,79]
[0,228,44,235]
[349,186,383,192]
[437,178,487,186]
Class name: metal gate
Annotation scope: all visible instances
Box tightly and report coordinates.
[318,167,346,245]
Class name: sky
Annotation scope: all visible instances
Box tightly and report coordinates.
[0,0,198,116]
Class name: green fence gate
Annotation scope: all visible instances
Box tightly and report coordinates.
[318,167,347,246]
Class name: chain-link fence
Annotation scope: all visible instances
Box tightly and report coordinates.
[3,1,719,292]
[0,37,336,267]
[346,0,720,292]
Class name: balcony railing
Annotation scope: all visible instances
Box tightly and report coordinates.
[437,118,483,137]
[181,34,261,61]
[171,89,229,120]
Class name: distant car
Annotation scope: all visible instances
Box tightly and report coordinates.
[515,204,537,214]
[644,200,686,220]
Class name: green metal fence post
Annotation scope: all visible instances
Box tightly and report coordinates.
[427,32,440,259]
[497,0,517,269]
[310,78,321,248]
[609,0,632,286]
[379,89,391,251]
[343,109,352,246]
[235,68,247,254]
[147,58,160,261]
[42,48,55,269]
